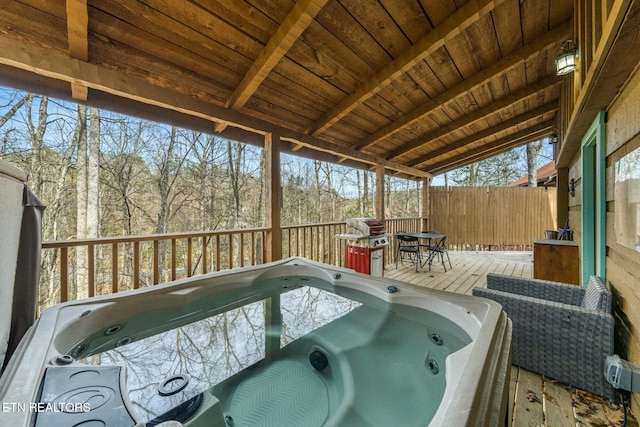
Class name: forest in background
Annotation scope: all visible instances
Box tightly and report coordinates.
[0,88,425,243]
[1,87,550,306]
[0,86,553,244]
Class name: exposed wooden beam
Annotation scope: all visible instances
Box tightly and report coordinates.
[306,0,507,136]
[0,34,430,179]
[66,0,88,60]
[429,130,551,176]
[385,77,561,160]
[215,0,329,133]
[66,0,88,101]
[429,132,551,175]
[279,131,431,178]
[410,100,559,168]
[427,122,554,175]
[354,20,571,151]
[71,81,88,101]
[290,142,304,152]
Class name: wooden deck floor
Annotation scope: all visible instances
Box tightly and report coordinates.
[385,251,636,427]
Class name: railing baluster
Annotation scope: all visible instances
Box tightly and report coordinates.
[215,235,221,271]
[88,244,95,297]
[133,241,140,289]
[251,232,256,266]
[202,236,207,274]
[112,243,118,294]
[171,238,176,281]
[153,240,159,285]
[60,247,68,303]
[240,233,245,267]
[187,237,192,277]
[228,234,233,269]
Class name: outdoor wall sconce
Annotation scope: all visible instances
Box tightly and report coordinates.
[569,178,576,197]
[555,40,578,75]
[549,129,559,144]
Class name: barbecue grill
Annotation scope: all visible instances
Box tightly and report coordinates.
[336,218,388,277]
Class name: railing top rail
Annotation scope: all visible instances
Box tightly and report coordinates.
[41,219,426,248]
[42,227,270,248]
[281,221,346,229]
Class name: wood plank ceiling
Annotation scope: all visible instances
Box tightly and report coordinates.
[0,0,572,179]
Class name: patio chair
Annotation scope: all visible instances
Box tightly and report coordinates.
[472,274,615,400]
[395,232,421,272]
[424,236,452,272]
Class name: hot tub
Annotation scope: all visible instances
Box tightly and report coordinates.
[0,257,511,427]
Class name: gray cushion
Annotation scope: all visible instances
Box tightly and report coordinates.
[581,276,608,311]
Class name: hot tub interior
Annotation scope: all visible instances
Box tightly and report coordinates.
[51,274,471,427]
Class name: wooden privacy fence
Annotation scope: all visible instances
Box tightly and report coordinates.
[428,186,557,250]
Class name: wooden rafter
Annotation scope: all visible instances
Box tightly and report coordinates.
[385,77,561,161]
[0,34,429,179]
[409,100,559,168]
[427,122,554,175]
[354,20,571,151]
[215,0,329,133]
[278,131,430,178]
[305,0,507,136]
[66,0,88,101]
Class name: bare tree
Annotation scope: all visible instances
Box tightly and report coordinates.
[526,140,543,187]
[87,107,100,237]
[227,139,244,228]
[0,93,28,129]
[75,105,89,299]
[25,95,48,195]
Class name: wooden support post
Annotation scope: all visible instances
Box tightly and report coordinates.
[265,132,282,262]
[556,167,569,230]
[422,176,432,231]
[375,164,385,222]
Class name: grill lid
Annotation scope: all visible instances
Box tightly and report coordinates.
[345,218,385,236]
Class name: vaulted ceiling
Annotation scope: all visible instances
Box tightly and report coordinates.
[0,0,572,179]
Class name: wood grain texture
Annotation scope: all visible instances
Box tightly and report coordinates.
[0,0,581,177]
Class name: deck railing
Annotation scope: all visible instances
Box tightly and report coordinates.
[39,193,555,309]
[40,218,422,307]
[41,228,269,304]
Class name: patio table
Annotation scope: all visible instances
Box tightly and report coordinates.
[398,232,446,270]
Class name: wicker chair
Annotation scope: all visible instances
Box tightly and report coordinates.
[472,274,615,400]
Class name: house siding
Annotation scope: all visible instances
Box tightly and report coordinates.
[569,66,640,411]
